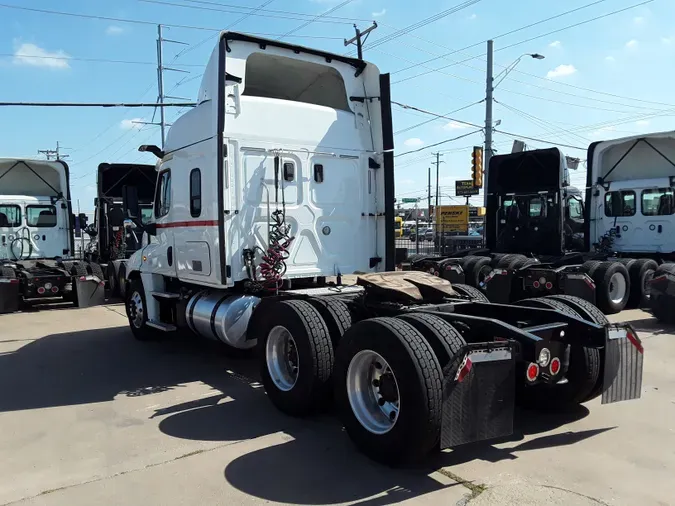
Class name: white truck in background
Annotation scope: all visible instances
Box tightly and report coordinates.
[0,158,104,312]
[120,32,644,466]
[585,131,675,322]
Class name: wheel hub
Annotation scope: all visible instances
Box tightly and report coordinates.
[346,350,400,434]
[266,326,299,392]
[609,272,627,304]
[128,291,144,329]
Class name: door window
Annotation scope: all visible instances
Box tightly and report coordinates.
[26,205,57,227]
[189,169,201,217]
[0,205,21,227]
[604,191,636,217]
[155,170,172,218]
[641,188,674,216]
[568,198,583,219]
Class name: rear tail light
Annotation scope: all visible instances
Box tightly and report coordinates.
[550,357,561,375]
[545,282,553,290]
[51,286,59,293]
[526,362,539,382]
[37,287,46,294]
[533,280,540,288]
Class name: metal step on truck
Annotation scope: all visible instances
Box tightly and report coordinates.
[0,158,105,313]
[118,31,644,466]
[83,162,156,298]
[407,145,675,316]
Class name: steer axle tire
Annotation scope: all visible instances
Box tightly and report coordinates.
[334,317,443,466]
[258,300,334,417]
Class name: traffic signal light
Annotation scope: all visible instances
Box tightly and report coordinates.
[471,146,483,188]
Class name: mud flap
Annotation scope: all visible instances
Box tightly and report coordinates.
[0,278,20,314]
[602,325,643,404]
[75,275,106,308]
[440,343,516,449]
[481,268,512,303]
[559,272,596,304]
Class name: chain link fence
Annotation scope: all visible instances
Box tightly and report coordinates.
[395,221,484,262]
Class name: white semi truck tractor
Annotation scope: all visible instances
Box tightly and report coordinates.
[0,158,104,312]
[120,32,645,466]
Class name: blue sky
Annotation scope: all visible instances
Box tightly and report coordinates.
[1,0,674,212]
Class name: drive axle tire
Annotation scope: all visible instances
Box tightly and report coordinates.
[626,259,658,308]
[125,279,160,342]
[396,313,466,368]
[651,264,675,324]
[334,317,443,466]
[107,263,119,297]
[463,256,492,287]
[452,283,490,302]
[590,262,630,314]
[307,297,352,346]
[546,294,612,402]
[515,297,600,409]
[258,300,334,417]
[496,254,528,270]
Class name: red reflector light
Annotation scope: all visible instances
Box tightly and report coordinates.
[545,282,553,290]
[9,279,19,285]
[526,363,539,382]
[37,287,46,294]
[584,277,595,288]
[51,286,59,293]
[79,276,86,281]
[626,330,644,355]
[550,357,561,375]
[455,356,473,383]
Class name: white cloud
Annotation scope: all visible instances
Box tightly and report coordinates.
[12,42,70,69]
[625,39,638,49]
[549,40,562,48]
[633,16,645,25]
[404,138,424,147]
[546,64,577,79]
[120,118,145,130]
[443,121,467,130]
[372,8,386,17]
[605,56,616,62]
[106,26,125,35]
[468,13,477,20]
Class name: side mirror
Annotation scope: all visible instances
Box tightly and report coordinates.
[145,222,157,236]
[122,185,140,220]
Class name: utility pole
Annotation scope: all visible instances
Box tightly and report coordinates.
[344,22,378,60]
[38,141,69,161]
[432,152,443,224]
[155,25,190,148]
[484,39,494,207]
[427,167,431,223]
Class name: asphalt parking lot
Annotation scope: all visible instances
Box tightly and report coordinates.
[0,304,673,506]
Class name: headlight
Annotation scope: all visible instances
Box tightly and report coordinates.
[537,348,551,367]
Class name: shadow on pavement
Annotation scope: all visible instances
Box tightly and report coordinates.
[0,326,257,413]
[623,316,675,335]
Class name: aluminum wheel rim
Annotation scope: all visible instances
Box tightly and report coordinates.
[609,272,627,304]
[266,325,299,392]
[477,265,492,284]
[346,350,400,435]
[129,291,144,329]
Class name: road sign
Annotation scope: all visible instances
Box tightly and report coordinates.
[436,205,469,232]
[455,180,480,197]
[401,197,420,203]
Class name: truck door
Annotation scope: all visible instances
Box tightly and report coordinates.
[639,187,674,252]
[146,167,177,277]
[226,140,374,280]
[0,202,21,259]
[24,202,69,259]
[597,190,637,252]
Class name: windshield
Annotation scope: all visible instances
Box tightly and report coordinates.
[140,207,153,224]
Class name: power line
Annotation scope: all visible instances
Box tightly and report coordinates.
[345,0,482,56]
[279,0,356,40]
[0,3,345,37]
[181,0,373,23]
[139,0,356,25]
[1,53,204,67]
[392,0,650,85]
[0,102,195,107]
[493,130,586,151]
[394,100,484,135]
[392,101,483,129]
[396,129,483,157]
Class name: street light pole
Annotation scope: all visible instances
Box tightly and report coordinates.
[484,40,494,208]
